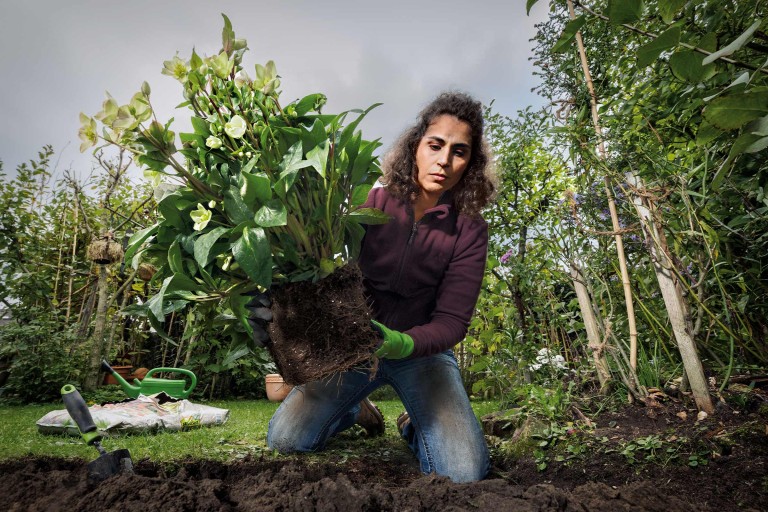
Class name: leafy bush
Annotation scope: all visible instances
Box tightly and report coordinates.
[0,314,89,403]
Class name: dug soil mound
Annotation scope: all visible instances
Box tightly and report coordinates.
[0,456,698,512]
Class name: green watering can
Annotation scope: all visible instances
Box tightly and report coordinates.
[101,360,197,399]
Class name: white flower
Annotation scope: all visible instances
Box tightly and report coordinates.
[206,135,223,149]
[78,113,98,152]
[143,169,162,187]
[161,55,189,83]
[190,203,212,231]
[224,115,246,139]
[528,348,568,372]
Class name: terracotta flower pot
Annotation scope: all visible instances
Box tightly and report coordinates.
[265,373,293,402]
[103,365,133,385]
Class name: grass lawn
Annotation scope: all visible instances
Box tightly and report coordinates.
[0,398,499,463]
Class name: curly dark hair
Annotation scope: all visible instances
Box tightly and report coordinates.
[381,91,496,218]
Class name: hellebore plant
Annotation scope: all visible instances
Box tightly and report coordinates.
[80,15,388,351]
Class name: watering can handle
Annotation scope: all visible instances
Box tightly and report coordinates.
[144,368,197,393]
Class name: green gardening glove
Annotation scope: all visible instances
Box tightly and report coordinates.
[371,319,414,359]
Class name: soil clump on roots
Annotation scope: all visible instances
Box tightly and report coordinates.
[267,263,379,385]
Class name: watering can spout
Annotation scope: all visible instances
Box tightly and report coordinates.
[101,359,141,396]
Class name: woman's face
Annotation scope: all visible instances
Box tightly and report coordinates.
[414,114,472,204]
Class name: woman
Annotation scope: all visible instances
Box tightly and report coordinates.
[266,91,497,483]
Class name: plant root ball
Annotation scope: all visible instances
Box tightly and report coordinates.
[267,263,379,385]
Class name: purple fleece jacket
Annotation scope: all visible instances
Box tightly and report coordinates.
[358,186,489,358]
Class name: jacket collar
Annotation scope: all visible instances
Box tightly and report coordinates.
[418,190,454,220]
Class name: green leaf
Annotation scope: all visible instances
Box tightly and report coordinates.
[241,171,272,205]
[157,194,187,230]
[658,0,687,23]
[349,207,390,225]
[526,0,540,15]
[194,226,230,268]
[293,93,327,117]
[125,223,158,263]
[695,121,722,146]
[702,20,762,65]
[222,343,251,367]
[274,170,298,199]
[748,114,768,137]
[224,185,254,224]
[351,184,372,206]
[668,50,716,83]
[607,0,644,25]
[636,26,680,67]
[279,141,310,174]
[190,116,210,137]
[711,131,766,190]
[552,16,587,54]
[255,199,288,227]
[221,13,235,54]
[306,140,330,177]
[168,239,185,275]
[301,118,328,151]
[338,104,381,151]
[351,139,380,183]
[232,227,272,288]
[149,276,173,321]
[703,91,768,130]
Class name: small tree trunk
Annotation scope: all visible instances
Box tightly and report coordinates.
[627,174,714,414]
[77,272,98,338]
[570,263,612,393]
[65,202,79,322]
[84,265,110,391]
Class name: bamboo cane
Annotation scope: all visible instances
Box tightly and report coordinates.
[567,0,639,393]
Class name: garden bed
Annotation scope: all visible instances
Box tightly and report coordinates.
[1,391,765,511]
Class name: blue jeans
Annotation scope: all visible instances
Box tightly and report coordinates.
[266,351,490,483]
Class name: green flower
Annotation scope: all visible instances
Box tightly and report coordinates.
[111,92,152,132]
[206,135,223,149]
[78,113,98,152]
[254,60,280,94]
[209,51,234,80]
[224,115,246,139]
[143,169,162,187]
[234,70,251,88]
[95,95,119,125]
[161,55,189,83]
[190,203,212,231]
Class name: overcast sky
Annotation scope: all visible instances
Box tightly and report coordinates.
[0,0,548,181]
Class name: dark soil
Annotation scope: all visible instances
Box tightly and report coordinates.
[2,388,766,511]
[268,263,379,385]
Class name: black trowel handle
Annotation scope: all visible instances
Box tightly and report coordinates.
[61,384,102,446]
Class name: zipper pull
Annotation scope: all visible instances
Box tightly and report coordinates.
[407,222,418,244]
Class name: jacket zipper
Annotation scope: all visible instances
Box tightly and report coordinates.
[393,219,421,290]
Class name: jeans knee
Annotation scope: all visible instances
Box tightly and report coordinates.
[432,453,489,483]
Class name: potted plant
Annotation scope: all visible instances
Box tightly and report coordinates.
[264,373,293,402]
[80,15,388,384]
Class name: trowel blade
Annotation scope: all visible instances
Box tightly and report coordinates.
[87,448,133,483]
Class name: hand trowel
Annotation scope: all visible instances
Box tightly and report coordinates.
[61,384,134,483]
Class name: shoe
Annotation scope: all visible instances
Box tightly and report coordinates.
[396,411,411,434]
[356,398,385,437]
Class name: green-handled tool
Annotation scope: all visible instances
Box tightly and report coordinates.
[61,384,133,483]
